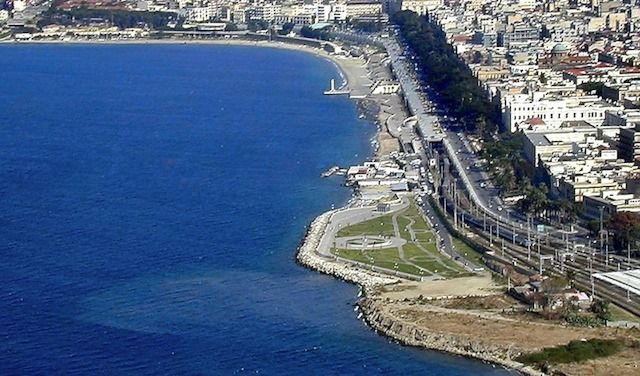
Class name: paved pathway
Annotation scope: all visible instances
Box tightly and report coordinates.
[318,197,410,258]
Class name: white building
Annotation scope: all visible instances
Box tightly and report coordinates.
[315,4,332,23]
[502,92,622,132]
[401,0,443,15]
[329,4,348,22]
[253,2,282,22]
[346,0,383,18]
[181,7,214,22]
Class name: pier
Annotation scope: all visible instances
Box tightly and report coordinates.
[323,79,350,96]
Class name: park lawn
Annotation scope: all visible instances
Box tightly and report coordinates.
[332,247,429,276]
[336,214,395,237]
[332,200,472,278]
[403,243,428,259]
[414,231,435,242]
[409,213,430,232]
[396,263,427,276]
[332,248,371,264]
[396,216,412,241]
[439,256,467,273]
[403,243,463,275]
[334,247,399,266]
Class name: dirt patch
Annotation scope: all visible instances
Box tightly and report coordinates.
[552,346,640,376]
[380,273,502,300]
[366,281,640,375]
[430,294,520,310]
[388,304,636,350]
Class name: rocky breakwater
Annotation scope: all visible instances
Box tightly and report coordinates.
[296,210,399,289]
[297,208,543,375]
[358,298,544,376]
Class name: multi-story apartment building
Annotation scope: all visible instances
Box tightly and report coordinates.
[252,2,282,22]
[502,93,621,132]
[501,23,540,49]
[346,0,383,18]
[400,0,442,15]
[618,125,640,162]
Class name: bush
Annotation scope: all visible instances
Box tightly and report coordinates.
[565,313,603,327]
[516,339,624,366]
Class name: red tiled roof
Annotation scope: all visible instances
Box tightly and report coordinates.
[525,117,545,126]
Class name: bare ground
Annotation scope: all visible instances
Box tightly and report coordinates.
[369,274,640,375]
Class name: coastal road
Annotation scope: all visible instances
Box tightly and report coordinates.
[383,35,513,224]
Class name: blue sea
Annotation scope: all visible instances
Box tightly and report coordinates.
[0,44,512,375]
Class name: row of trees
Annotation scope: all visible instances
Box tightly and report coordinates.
[481,134,530,194]
[300,25,332,40]
[605,212,640,251]
[392,10,500,137]
[38,7,176,30]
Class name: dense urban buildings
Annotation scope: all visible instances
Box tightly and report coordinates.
[4,0,640,244]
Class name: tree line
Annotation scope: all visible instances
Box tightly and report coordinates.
[38,7,177,30]
[392,10,500,137]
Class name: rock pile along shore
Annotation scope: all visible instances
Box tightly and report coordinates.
[296,210,399,289]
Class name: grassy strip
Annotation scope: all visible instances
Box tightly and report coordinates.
[452,238,484,267]
[333,247,430,276]
[609,305,640,323]
[516,339,625,366]
[336,213,395,237]
[427,196,490,261]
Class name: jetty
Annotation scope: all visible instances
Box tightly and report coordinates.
[323,79,349,96]
[321,165,346,177]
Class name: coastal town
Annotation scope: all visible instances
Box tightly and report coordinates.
[3,0,640,374]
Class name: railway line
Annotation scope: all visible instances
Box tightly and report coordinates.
[426,188,640,315]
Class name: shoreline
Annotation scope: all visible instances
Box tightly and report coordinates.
[276,38,539,374]
[4,36,532,373]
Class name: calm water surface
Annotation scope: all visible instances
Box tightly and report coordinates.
[0,44,513,375]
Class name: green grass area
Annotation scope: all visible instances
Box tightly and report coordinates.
[396,216,412,240]
[332,199,469,278]
[516,339,625,366]
[414,231,435,243]
[336,213,395,237]
[609,305,640,323]
[334,247,430,276]
[452,238,485,267]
